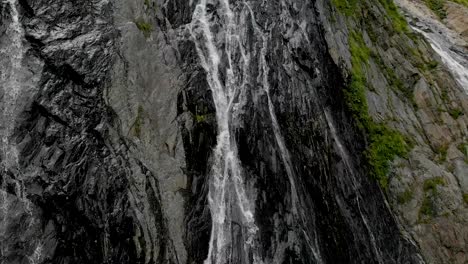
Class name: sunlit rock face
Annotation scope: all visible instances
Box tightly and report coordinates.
[1,0,467,264]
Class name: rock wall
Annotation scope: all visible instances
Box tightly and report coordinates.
[0,0,466,263]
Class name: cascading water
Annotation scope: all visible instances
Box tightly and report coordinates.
[0,1,42,263]
[190,1,262,263]
[412,27,468,92]
[1,0,25,219]
[1,0,23,170]
[190,0,325,262]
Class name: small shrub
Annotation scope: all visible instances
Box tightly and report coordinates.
[133,105,145,138]
[397,188,414,204]
[448,108,464,119]
[423,177,445,192]
[449,0,468,8]
[436,144,449,162]
[457,143,467,156]
[331,0,360,16]
[377,0,409,33]
[424,0,447,19]
[419,196,435,217]
[195,114,207,123]
[135,19,152,37]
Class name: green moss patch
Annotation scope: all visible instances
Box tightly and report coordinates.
[133,105,145,138]
[135,19,153,37]
[424,0,447,19]
[344,31,409,190]
[397,188,414,204]
[419,177,445,220]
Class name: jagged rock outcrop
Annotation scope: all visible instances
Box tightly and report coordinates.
[0,0,466,263]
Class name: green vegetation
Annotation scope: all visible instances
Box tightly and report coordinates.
[397,188,414,204]
[457,143,467,156]
[463,193,468,204]
[419,196,435,217]
[448,108,464,119]
[331,0,408,33]
[344,31,409,190]
[424,0,447,19]
[450,0,468,7]
[144,0,150,6]
[419,177,446,219]
[377,0,409,33]
[194,114,207,123]
[135,19,152,37]
[423,177,445,192]
[436,144,449,162]
[133,105,145,138]
[331,0,359,16]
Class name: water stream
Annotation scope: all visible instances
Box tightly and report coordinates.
[190,0,326,262]
[412,27,468,92]
[190,1,261,263]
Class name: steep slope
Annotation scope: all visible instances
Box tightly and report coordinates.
[321,0,468,262]
[0,0,466,264]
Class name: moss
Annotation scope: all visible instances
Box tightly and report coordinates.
[397,188,414,204]
[331,0,360,16]
[448,108,464,119]
[423,177,446,192]
[135,19,152,37]
[344,31,371,129]
[133,105,145,138]
[457,143,467,156]
[144,0,150,6]
[419,196,435,218]
[424,0,447,19]
[436,144,449,162]
[450,0,468,7]
[463,193,468,204]
[344,31,409,190]
[377,0,409,33]
[194,114,207,123]
[419,177,445,219]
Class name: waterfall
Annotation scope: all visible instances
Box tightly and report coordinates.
[190,1,262,263]
[190,0,326,262]
[1,0,24,169]
[412,27,468,92]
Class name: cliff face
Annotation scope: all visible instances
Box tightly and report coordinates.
[0,0,466,264]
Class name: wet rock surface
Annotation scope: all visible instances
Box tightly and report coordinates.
[0,0,466,264]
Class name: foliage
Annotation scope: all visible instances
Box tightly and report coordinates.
[377,0,409,33]
[424,0,447,19]
[133,105,145,138]
[450,0,468,7]
[436,144,449,162]
[463,193,468,204]
[136,19,152,37]
[397,188,414,204]
[195,114,207,123]
[331,0,359,16]
[448,108,464,119]
[344,31,409,190]
[419,177,445,219]
[423,177,445,192]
